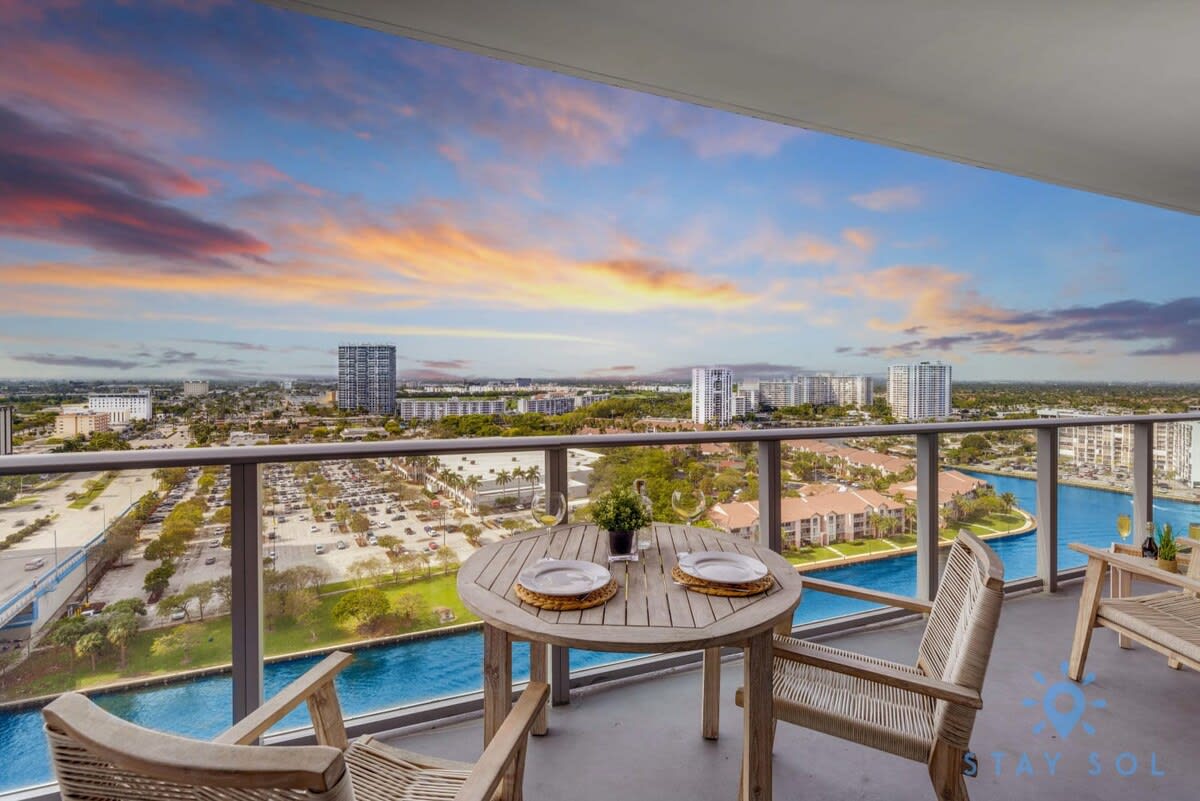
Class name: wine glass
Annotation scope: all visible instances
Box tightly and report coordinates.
[530,492,567,536]
[633,479,654,552]
[671,488,707,525]
[1116,513,1132,543]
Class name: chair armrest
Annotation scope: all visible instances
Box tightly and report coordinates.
[799,576,934,614]
[1069,544,1200,594]
[216,651,353,746]
[772,637,982,709]
[455,683,549,801]
[44,693,346,792]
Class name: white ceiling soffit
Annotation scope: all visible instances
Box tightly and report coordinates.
[268,1,1200,215]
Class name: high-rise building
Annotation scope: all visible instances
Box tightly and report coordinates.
[1038,410,1200,486]
[756,375,873,410]
[691,367,733,426]
[732,388,760,417]
[337,344,397,414]
[182,380,210,397]
[89,390,153,421]
[887,362,952,420]
[0,406,12,456]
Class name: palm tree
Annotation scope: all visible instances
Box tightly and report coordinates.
[999,491,1017,514]
[525,465,541,504]
[495,469,512,502]
[463,474,482,511]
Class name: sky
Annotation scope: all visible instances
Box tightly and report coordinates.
[1,0,1199,384]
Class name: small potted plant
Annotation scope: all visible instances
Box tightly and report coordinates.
[591,486,651,562]
[1157,523,1178,573]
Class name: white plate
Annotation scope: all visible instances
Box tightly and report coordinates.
[677,551,768,584]
[518,560,611,596]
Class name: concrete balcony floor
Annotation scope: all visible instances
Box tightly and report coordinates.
[382,581,1197,800]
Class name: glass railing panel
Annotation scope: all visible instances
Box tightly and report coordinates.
[1,465,233,793]
[258,455,484,732]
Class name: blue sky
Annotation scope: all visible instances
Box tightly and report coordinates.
[1,0,1198,383]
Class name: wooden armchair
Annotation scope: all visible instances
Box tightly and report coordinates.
[43,650,548,801]
[1067,539,1200,680]
[736,531,1005,801]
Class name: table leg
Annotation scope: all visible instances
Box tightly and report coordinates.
[703,647,721,740]
[530,640,548,736]
[483,624,517,800]
[742,631,773,801]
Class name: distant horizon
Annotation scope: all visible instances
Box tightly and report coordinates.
[1,1,1198,383]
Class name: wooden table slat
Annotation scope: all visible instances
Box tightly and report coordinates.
[645,526,673,627]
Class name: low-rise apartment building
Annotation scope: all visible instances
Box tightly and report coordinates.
[708,486,906,547]
[54,411,111,439]
[517,393,610,415]
[398,397,509,420]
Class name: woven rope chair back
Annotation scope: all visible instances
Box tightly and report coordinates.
[916,531,1004,749]
[43,695,355,801]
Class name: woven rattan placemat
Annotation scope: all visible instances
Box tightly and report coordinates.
[515,578,619,610]
[671,565,775,597]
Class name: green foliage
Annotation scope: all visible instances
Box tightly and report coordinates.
[393,592,431,627]
[591,487,651,533]
[74,632,106,669]
[331,587,391,632]
[143,562,176,597]
[350,512,371,533]
[0,515,53,551]
[153,467,189,491]
[1158,523,1178,561]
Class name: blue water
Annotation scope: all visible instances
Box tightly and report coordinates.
[4,473,1198,792]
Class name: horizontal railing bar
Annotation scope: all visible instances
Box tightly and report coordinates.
[3,412,1199,476]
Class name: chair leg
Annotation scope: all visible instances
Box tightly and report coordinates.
[928,742,970,801]
[1067,558,1106,681]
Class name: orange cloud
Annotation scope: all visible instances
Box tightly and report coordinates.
[849,186,923,212]
[728,226,875,266]
[312,220,757,312]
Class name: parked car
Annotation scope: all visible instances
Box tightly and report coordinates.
[336,540,348,550]
[209,539,220,548]
[428,541,439,551]
[314,543,325,554]
[204,555,217,566]
[169,609,186,621]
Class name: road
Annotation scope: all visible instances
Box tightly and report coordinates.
[0,469,152,611]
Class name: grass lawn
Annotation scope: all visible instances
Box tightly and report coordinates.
[0,496,38,510]
[68,472,118,510]
[783,545,843,565]
[944,511,1027,539]
[0,572,477,701]
[829,539,895,557]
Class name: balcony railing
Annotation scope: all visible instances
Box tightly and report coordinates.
[2,411,1198,800]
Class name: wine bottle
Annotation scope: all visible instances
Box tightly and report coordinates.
[1140,521,1159,558]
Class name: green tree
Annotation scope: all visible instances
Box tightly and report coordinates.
[105,612,140,667]
[393,592,430,627]
[49,616,90,660]
[350,513,371,534]
[157,593,191,622]
[435,547,459,574]
[332,588,391,633]
[143,562,176,597]
[185,581,215,621]
[74,631,106,670]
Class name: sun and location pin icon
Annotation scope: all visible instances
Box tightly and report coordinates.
[1024,661,1107,738]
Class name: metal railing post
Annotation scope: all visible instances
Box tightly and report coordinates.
[757,440,782,551]
[915,434,940,602]
[544,447,571,706]
[1036,428,1059,593]
[230,463,263,725]
[1132,422,1154,531]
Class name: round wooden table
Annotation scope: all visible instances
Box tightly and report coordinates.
[458,523,803,801]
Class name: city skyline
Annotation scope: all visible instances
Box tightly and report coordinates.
[2,1,1199,383]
